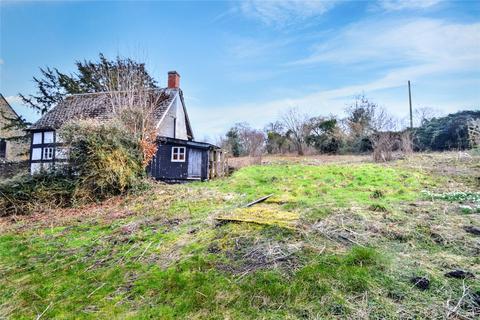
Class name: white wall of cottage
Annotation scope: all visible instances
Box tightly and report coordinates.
[157,95,189,140]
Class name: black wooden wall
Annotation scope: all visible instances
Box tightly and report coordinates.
[148,141,210,181]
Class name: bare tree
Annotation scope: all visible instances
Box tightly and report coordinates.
[281,107,309,155]
[400,130,413,155]
[346,95,396,135]
[101,60,166,166]
[414,107,441,127]
[468,119,480,148]
[243,129,265,157]
[236,123,265,157]
[371,132,396,162]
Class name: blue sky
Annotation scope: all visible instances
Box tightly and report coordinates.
[1,0,479,140]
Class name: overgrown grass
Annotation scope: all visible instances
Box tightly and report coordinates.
[1,156,478,319]
[208,163,433,224]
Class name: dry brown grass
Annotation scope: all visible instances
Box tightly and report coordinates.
[228,153,371,169]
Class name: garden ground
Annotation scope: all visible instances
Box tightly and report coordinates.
[1,152,479,319]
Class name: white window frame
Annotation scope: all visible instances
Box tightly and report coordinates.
[43,131,55,144]
[31,148,42,160]
[33,132,42,145]
[43,147,54,160]
[171,147,186,162]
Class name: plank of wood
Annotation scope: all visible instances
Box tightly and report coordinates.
[244,194,273,208]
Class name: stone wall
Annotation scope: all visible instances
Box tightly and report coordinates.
[0,160,29,180]
[0,95,29,161]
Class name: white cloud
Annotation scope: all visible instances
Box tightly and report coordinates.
[0,58,4,65]
[4,95,23,105]
[239,0,338,26]
[378,0,443,11]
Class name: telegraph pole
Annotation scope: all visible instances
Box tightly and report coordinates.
[408,80,413,129]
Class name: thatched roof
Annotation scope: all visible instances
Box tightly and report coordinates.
[30,88,177,130]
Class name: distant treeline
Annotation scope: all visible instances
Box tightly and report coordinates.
[413,110,479,151]
[218,95,479,158]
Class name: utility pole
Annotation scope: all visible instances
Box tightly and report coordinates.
[408,80,413,129]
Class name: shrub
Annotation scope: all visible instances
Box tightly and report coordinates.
[372,133,395,162]
[0,121,148,216]
[306,118,345,154]
[61,120,145,202]
[0,172,76,216]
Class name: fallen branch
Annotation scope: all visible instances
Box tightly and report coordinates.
[35,302,52,320]
[244,194,273,208]
[136,241,153,262]
[87,282,106,298]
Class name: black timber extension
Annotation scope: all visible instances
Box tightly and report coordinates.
[148,137,219,181]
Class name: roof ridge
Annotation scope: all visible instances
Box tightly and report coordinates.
[66,87,173,98]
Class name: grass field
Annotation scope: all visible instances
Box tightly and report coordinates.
[1,152,479,319]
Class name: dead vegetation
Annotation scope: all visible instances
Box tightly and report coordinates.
[216,237,302,276]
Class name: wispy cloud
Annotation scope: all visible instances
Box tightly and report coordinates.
[194,17,480,136]
[0,58,4,65]
[227,36,294,60]
[290,18,480,72]
[378,0,443,11]
[239,0,339,26]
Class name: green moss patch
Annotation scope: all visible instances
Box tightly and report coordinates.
[216,204,299,229]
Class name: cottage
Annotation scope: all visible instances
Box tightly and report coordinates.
[28,71,226,181]
[0,94,29,162]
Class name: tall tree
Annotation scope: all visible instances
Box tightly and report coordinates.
[19,53,157,115]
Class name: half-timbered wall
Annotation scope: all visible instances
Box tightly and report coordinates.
[29,130,67,174]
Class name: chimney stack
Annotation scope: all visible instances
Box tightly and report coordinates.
[168,71,180,89]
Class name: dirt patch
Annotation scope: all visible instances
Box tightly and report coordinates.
[311,212,374,247]
[216,237,302,276]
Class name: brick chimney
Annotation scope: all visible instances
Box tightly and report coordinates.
[168,71,180,89]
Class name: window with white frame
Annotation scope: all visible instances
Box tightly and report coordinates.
[33,132,42,144]
[31,148,42,160]
[43,131,55,143]
[171,147,186,162]
[43,147,54,160]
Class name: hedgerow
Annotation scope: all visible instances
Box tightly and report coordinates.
[0,172,76,216]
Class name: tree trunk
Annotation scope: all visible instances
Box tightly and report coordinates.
[297,142,304,156]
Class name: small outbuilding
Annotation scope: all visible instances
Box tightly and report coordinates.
[149,137,226,181]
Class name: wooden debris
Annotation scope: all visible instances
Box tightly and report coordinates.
[244,194,273,208]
